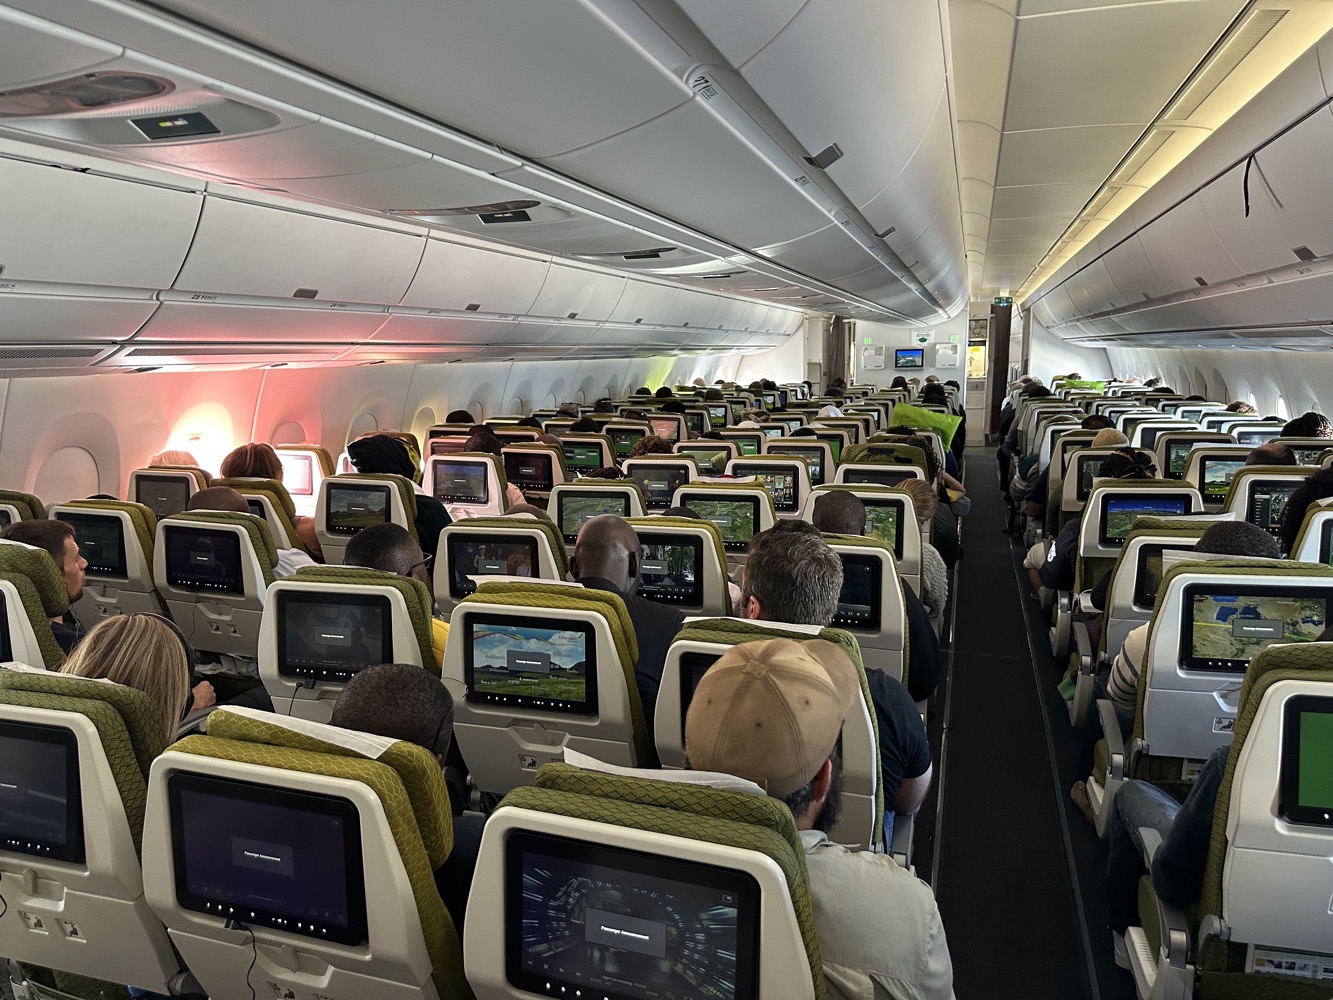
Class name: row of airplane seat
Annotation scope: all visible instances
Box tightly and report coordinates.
[1001,375,1333,997]
[0,379,967,1000]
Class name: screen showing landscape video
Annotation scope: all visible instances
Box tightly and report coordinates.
[637,538,702,606]
[707,405,728,428]
[1248,482,1298,538]
[1100,496,1188,544]
[433,460,490,504]
[1166,440,1200,477]
[1186,589,1327,670]
[558,493,631,540]
[1279,696,1333,826]
[465,616,596,714]
[1200,458,1245,499]
[326,484,391,534]
[681,497,759,550]
[649,416,681,442]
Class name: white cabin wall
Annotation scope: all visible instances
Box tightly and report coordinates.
[852,314,968,387]
[1027,311,1112,382]
[730,330,806,387]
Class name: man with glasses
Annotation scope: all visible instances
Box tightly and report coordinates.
[344,522,446,667]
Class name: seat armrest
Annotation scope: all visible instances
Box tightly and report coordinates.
[1155,895,1193,970]
[1072,621,1096,674]
[177,705,220,738]
[890,812,914,869]
[1076,590,1099,613]
[1097,699,1127,781]
[1137,827,1163,865]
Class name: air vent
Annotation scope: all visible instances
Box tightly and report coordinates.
[1194,276,1209,287]
[634,318,643,324]
[123,346,315,358]
[0,347,101,360]
[292,288,319,299]
[133,366,161,373]
[566,312,578,320]
[390,200,540,217]
[698,273,737,279]
[623,250,666,260]
[465,303,482,312]
[1294,246,1317,262]
[1164,9,1288,121]
[0,73,172,117]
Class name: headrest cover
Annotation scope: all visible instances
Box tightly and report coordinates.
[684,637,858,797]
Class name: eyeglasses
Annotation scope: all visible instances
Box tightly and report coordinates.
[405,553,433,577]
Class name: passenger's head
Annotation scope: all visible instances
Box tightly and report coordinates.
[219,442,283,480]
[684,638,854,831]
[2,519,85,602]
[921,383,947,406]
[890,376,908,389]
[149,449,199,468]
[1081,414,1113,431]
[741,521,842,626]
[60,614,191,739]
[1281,411,1333,439]
[568,417,599,434]
[593,398,616,414]
[660,505,702,520]
[1023,384,1053,399]
[463,431,503,458]
[629,435,672,457]
[346,434,416,479]
[1281,467,1333,553]
[811,491,866,537]
[1225,401,1258,415]
[1092,427,1129,449]
[571,514,642,593]
[1194,521,1281,560]
[898,479,938,526]
[659,399,686,414]
[331,663,454,761]
[1099,449,1156,480]
[1246,442,1296,466]
[344,523,429,582]
[445,409,475,425]
[515,416,543,429]
[186,486,251,514]
[654,386,674,399]
[704,387,725,401]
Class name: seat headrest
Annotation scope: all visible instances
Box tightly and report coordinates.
[0,541,71,617]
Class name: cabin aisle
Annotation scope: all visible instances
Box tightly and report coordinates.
[932,447,1135,999]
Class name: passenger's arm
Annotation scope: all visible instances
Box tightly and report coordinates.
[892,762,932,815]
[942,471,966,495]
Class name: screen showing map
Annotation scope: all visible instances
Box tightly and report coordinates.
[1247,481,1298,538]
[1099,495,1189,545]
[863,503,900,556]
[1184,587,1327,671]
[557,492,631,542]
[681,497,759,551]
[1200,458,1244,499]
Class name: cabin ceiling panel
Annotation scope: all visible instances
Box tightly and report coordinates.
[670,0,806,67]
[1101,235,1175,304]
[859,92,959,247]
[174,198,424,303]
[0,6,120,87]
[153,0,694,160]
[994,125,1147,187]
[990,183,1101,223]
[1265,270,1333,321]
[527,266,628,325]
[131,301,388,343]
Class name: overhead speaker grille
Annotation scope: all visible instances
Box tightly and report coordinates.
[0,347,102,360]
[1164,9,1289,121]
[123,346,329,358]
[0,73,173,117]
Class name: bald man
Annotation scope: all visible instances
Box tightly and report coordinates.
[571,514,686,724]
[186,486,316,579]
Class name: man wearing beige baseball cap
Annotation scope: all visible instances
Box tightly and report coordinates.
[686,637,955,1000]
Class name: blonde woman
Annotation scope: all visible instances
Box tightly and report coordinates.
[898,479,949,618]
[60,614,195,740]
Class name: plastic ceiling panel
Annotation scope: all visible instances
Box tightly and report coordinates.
[1134,196,1242,293]
[754,225,851,277]
[671,0,806,66]
[539,100,832,249]
[702,296,754,332]
[1035,285,1079,328]
[1198,111,1333,277]
[174,198,423,303]
[132,300,388,343]
[0,7,120,88]
[1115,300,1210,334]
[369,312,518,347]
[741,0,948,215]
[1068,260,1129,316]
[402,239,547,315]
[526,265,627,323]
[607,281,681,326]
[0,156,203,288]
[0,290,156,341]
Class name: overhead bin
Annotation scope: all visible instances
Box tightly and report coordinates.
[0,344,117,371]
[526,264,627,323]
[0,283,157,342]
[0,155,202,288]
[402,238,548,315]
[134,296,389,343]
[671,1,807,66]
[371,311,518,347]
[606,281,680,327]
[1133,198,1241,294]
[103,342,347,369]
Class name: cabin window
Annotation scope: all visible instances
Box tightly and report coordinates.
[35,447,98,503]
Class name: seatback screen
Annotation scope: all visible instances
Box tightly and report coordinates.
[1166,440,1199,478]
[447,536,539,598]
[276,591,392,682]
[649,416,681,443]
[863,503,901,558]
[505,832,760,1000]
[1184,585,1327,671]
[609,428,645,458]
[1247,480,1299,538]
[726,434,762,457]
[772,446,824,484]
[59,511,127,577]
[627,464,691,510]
[1199,458,1244,500]
[169,772,367,945]
[832,553,882,631]
[1132,543,1197,609]
[679,496,760,551]
[707,405,728,428]
[164,526,244,594]
[1279,695,1333,826]
[429,437,470,456]
[1076,457,1106,502]
[135,474,191,519]
[0,720,83,863]
[325,483,391,535]
[463,614,597,715]
[278,454,314,496]
[636,535,703,606]
[676,446,729,476]
[557,492,631,542]
[730,463,798,512]
[1099,495,1189,545]
[842,466,919,488]
[677,650,720,731]
[812,433,843,463]
[562,442,604,473]
[502,452,553,493]
[433,460,490,504]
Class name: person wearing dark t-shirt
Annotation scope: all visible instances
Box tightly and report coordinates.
[571,514,686,726]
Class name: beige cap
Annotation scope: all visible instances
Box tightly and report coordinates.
[1092,427,1129,448]
[684,638,860,796]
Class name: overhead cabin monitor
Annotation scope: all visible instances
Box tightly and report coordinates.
[894,348,925,369]
[432,458,491,505]
[1096,492,1192,546]
[556,489,632,544]
[463,612,597,716]
[502,451,555,494]
[58,510,127,578]
[1245,478,1302,538]
[1279,695,1333,827]
[0,719,84,863]
[1182,582,1327,672]
[635,532,704,608]
[275,590,393,684]
[446,535,540,599]
[675,490,763,552]
[727,459,805,515]
[163,524,244,595]
[134,474,193,520]
[324,482,392,536]
[503,831,760,1000]
[167,772,368,945]
[624,460,695,511]
[832,551,883,632]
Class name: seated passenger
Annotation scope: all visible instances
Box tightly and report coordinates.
[346,434,451,561]
[1224,400,1258,414]
[629,434,672,457]
[504,502,554,522]
[685,638,955,1000]
[741,521,934,819]
[186,486,316,578]
[331,662,479,935]
[898,480,949,618]
[445,408,475,424]
[810,491,940,702]
[148,448,201,469]
[568,416,599,433]
[1246,442,1295,466]
[344,523,447,668]
[571,514,685,723]
[461,430,526,509]
[1024,414,1115,522]
[1280,411,1333,439]
[219,442,323,559]
[1280,467,1333,555]
[2,518,88,653]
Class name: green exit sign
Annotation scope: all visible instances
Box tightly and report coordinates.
[994,296,1013,306]
[863,337,873,344]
